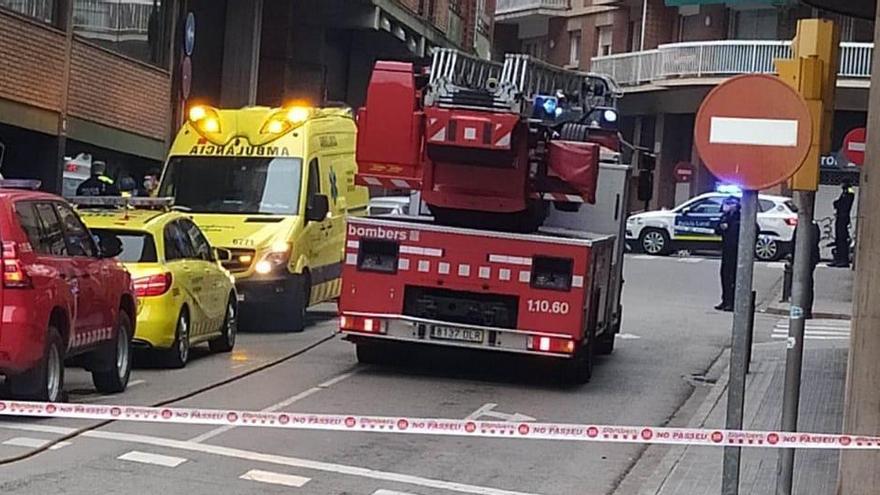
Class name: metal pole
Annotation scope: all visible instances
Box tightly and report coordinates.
[639,0,648,52]
[775,190,816,494]
[721,189,759,495]
[745,290,756,375]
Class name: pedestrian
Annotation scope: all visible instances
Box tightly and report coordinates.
[76,160,119,196]
[829,179,855,267]
[714,196,741,312]
[141,169,160,197]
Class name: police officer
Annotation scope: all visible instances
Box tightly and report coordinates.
[715,196,741,312]
[830,179,855,268]
[76,161,119,196]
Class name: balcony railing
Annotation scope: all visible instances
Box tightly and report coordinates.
[591,40,874,87]
[495,0,569,16]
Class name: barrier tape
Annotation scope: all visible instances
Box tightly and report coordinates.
[0,400,876,450]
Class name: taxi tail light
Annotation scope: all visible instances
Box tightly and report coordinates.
[134,272,173,297]
[2,241,30,289]
[340,315,387,334]
[527,335,576,354]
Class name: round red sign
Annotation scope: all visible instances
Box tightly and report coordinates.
[843,127,866,166]
[674,162,694,183]
[695,74,813,190]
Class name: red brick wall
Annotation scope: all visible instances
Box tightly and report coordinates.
[643,0,677,49]
[0,11,65,112]
[433,0,450,34]
[68,42,171,140]
[397,0,421,13]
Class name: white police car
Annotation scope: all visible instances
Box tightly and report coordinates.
[626,190,798,261]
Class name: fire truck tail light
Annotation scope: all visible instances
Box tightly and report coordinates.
[530,256,574,291]
[340,316,386,334]
[357,239,400,274]
[2,241,30,289]
[527,335,576,354]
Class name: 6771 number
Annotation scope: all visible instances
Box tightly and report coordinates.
[527,299,570,315]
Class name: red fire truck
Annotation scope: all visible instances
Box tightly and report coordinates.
[339,49,630,383]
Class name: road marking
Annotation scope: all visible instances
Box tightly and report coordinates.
[240,469,310,488]
[2,437,70,450]
[188,370,358,443]
[630,254,655,260]
[83,430,535,495]
[677,258,703,264]
[118,450,188,468]
[0,423,77,435]
[374,490,419,495]
[129,380,146,387]
[617,333,641,340]
[709,117,799,147]
[772,319,851,341]
[465,403,535,422]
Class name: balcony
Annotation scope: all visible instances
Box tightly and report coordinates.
[495,0,570,22]
[591,40,873,88]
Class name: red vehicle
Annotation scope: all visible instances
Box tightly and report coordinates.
[0,181,135,402]
[340,50,630,383]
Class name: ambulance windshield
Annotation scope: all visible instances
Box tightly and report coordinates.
[160,156,303,215]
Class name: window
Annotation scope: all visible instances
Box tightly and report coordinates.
[164,221,194,261]
[731,8,778,40]
[55,203,96,257]
[72,0,170,66]
[0,0,56,24]
[160,157,304,216]
[94,230,157,263]
[597,26,613,57]
[569,31,581,65]
[15,202,44,252]
[35,203,68,256]
[758,199,775,213]
[683,197,724,215]
[180,219,212,261]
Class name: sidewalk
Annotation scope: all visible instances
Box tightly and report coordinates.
[623,268,853,495]
[763,264,853,319]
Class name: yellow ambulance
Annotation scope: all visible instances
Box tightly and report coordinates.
[158,105,368,331]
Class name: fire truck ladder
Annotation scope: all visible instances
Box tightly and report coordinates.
[426,48,620,114]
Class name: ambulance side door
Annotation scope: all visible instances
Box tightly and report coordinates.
[303,157,334,301]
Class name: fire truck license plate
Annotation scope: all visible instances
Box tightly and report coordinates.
[430,326,484,343]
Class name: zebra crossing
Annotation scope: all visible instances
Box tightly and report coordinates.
[772,318,851,342]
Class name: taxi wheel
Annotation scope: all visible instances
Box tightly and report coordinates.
[209,295,237,353]
[164,309,190,369]
[9,327,65,402]
[93,311,133,394]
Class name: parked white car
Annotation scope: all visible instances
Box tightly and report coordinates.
[626,192,798,261]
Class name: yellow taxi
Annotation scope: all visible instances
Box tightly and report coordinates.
[74,198,238,368]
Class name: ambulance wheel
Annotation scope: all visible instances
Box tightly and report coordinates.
[559,341,593,385]
[639,228,671,256]
[284,274,310,333]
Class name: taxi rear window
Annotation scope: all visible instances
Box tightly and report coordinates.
[95,229,158,263]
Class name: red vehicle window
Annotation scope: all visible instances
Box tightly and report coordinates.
[34,203,68,256]
[54,203,96,258]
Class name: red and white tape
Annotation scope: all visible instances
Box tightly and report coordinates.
[0,400,876,450]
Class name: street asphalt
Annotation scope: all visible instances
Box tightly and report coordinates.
[0,254,787,495]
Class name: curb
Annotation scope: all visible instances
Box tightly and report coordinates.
[762,305,851,321]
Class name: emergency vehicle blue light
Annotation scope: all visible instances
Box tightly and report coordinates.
[716,184,743,196]
[541,97,558,115]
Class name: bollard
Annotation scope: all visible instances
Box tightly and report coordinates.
[781,261,793,302]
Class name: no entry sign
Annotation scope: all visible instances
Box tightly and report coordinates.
[674,162,694,183]
[843,127,866,166]
[694,74,813,190]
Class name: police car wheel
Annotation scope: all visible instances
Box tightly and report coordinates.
[755,237,780,262]
[639,228,670,256]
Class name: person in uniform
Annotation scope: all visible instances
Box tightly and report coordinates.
[830,180,855,267]
[714,196,741,312]
[75,161,119,196]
